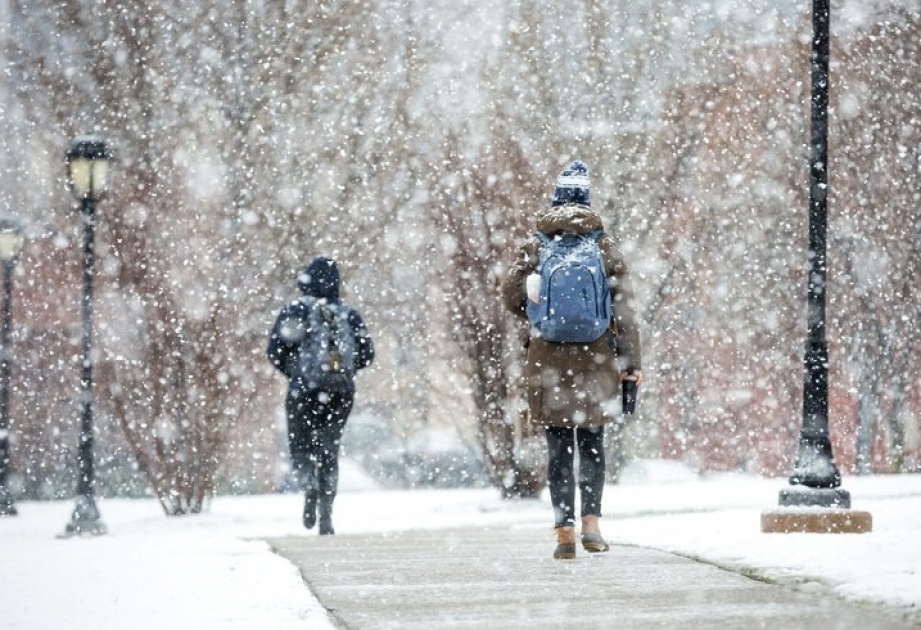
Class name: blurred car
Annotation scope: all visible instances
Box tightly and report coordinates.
[340,414,394,461]
[401,428,487,489]
[342,419,487,489]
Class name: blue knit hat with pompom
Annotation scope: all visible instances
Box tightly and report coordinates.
[551,160,590,207]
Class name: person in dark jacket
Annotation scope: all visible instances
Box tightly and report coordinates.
[501,160,642,559]
[267,257,374,535]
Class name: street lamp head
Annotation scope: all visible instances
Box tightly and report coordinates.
[0,218,23,264]
[66,137,112,202]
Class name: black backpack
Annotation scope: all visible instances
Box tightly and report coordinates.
[297,297,357,392]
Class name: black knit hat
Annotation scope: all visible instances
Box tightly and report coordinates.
[551,160,591,207]
[297,256,340,302]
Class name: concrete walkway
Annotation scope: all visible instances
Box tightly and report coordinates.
[269,526,915,630]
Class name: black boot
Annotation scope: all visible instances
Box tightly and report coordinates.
[318,497,334,535]
[303,489,318,530]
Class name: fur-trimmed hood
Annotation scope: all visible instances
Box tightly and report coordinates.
[535,204,603,235]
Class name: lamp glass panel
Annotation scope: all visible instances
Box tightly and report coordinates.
[69,158,92,197]
[0,232,21,262]
[91,160,109,195]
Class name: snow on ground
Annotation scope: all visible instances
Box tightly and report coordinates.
[1,459,919,629]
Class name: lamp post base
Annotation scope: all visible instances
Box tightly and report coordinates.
[779,486,850,508]
[0,487,16,517]
[761,507,872,534]
[762,486,872,533]
[63,495,106,537]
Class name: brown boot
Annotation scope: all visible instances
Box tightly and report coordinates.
[580,515,610,553]
[553,526,577,560]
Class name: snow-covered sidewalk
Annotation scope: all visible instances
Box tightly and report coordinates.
[0,462,919,629]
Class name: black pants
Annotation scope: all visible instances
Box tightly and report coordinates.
[286,386,354,510]
[545,426,605,528]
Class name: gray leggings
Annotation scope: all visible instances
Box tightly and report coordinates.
[545,426,605,528]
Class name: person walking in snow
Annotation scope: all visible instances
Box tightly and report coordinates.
[501,160,642,559]
[267,257,375,535]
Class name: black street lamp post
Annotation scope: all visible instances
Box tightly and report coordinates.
[0,218,23,517]
[779,0,849,509]
[64,137,112,536]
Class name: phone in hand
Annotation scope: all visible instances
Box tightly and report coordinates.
[622,379,638,415]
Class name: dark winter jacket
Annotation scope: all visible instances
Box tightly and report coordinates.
[267,257,375,389]
[501,204,641,430]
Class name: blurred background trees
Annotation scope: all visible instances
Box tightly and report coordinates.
[1,0,918,509]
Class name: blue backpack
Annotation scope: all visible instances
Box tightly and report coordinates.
[526,230,612,343]
[297,297,357,392]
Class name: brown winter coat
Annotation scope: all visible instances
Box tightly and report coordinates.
[501,204,642,430]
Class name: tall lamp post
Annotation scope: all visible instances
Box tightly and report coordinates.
[64,137,111,537]
[762,0,870,533]
[780,0,849,507]
[0,218,23,517]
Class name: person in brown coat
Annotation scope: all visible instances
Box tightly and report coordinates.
[501,160,642,559]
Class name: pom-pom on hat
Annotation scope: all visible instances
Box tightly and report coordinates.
[551,160,591,207]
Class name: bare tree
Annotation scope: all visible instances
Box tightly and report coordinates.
[430,137,546,497]
[8,0,273,511]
